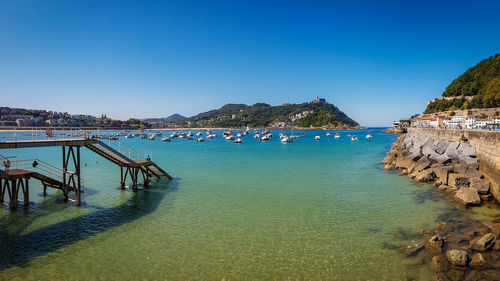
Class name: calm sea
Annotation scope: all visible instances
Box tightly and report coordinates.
[1,128,495,280]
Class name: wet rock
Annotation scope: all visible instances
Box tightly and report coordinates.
[446,250,470,266]
[447,268,466,281]
[434,273,450,281]
[469,253,490,269]
[415,168,436,182]
[471,233,496,251]
[406,244,425,257]
[448,173,470,189]
[493,240,500,251]
[434,166,453,185]
[436,222,452,233]
[426,235,445,253]
[480,194,492,202]
[395,156,412,169]
[470,178,490,194]
[431,255,449,272]
[463,270,488,281]
[454,188,481,206]
[463,230,479,240]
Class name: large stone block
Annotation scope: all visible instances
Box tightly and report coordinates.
[415,168,436,182]
[434,166,453,185]
[454,187,481,206]
[448,173,470,188]
[470,178,490,194]
[415,157,431,172]
[457,144,476,157]
[433,139,449,155]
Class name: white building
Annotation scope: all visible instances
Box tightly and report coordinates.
[465,117,475,129]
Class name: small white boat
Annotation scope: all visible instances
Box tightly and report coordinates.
[260,135,269,141]
[326,133,331,137]
[281,136,294,143]
[196,138,204,142]
[125,134,134,139]
[236,133,242,137]
[187,131,193,137]
[314,136,320,140]
[334,133,340,139]
[147,135,156,140]
[225,135,236,140]
[351,136,358,141]
[196,132,203,136]
[366,134,372,139]
[234,138,243,143]
[254,134,260,139]
[161,137,171,142]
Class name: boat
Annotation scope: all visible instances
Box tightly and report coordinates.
[125,134,134,139]
[196,138,204,142]
[161,137,171,142]
[147,134,155,140]
[236,132,242,137]
[141,135,147,139]
[196,132,203,136]
[314,136,320,140]
[260,135,270,141]
[254,134,260,139]
[281,136,294,143]
[225,135,236,140]
[351,136,358,141]
[187,131,193,137]
[334,133,340,139]
[186,137,194,140]
[366,134,373,139]
[234,138,243,143]
[326,133,331,137]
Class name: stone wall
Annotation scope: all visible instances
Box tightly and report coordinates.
[409,128,500,202]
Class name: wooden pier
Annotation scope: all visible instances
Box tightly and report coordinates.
[0,134,171,209]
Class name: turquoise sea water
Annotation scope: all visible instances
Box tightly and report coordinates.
[0,128,494,280]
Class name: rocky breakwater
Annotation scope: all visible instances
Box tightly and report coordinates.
[383,131,496,206]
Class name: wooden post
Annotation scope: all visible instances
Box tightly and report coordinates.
[43,184,47,196]
[0,178,4,203]
[76,146,81,206]
[21,178,29,207]
[120,167,125,188]
[9,179,17,209]
[62,146,68,201]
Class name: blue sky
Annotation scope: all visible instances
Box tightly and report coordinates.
[1,0,499,126]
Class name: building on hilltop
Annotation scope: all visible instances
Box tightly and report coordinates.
[311,96,326,103]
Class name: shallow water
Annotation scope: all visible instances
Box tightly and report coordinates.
[0,128,496,280]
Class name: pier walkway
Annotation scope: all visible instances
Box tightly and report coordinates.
[0,129,171,209]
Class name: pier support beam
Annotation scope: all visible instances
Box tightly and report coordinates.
[0,178,4,203]
[62,145,82,206]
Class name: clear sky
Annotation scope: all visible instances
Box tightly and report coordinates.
[1,0,499,126]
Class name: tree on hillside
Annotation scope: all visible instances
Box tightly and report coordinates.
[483,77,500,108]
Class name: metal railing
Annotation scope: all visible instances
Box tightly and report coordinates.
[95,128,152,161]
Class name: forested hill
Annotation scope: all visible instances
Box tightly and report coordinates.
[425,54,500,113]
[172,100,360,128]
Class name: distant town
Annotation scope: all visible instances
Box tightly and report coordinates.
[0,107,152,128]
[393,108,500,131]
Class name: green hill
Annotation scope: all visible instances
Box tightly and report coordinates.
[172,100,359,128]
[425,54,500,113]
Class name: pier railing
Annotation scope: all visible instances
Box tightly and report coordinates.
[96,128,152,161]
[0,127,152,161]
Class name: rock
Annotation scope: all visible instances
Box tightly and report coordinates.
[434,140,449,155]
[465,167,481,179]
[492,240,500,251]
[436,222,452,233]
[463,270,487,281]
[480,194,492,202]
[423,146,436,157]
[471,233,496,251]
[426,235,445,253]
[415,168,436,182]
[407,162,417,174]
[436,154,452,164]
[459,155,478,166]
[444,143,459,160]
[454,188,481,206]
[415,157,431,172]
[395,156,412,169]
[431,255,449,272]
[463,230,479,240]
[448,173,470,189]
[383,163,394,170]
[470,178,490,194]
[446,250,470,266]
[469,253,490,269]
[447,268,465,281]
[457,144,476,157]
[434,166,453,185]
[406,244,425,257]
[408,146,423,161]
[434,273,450,281]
